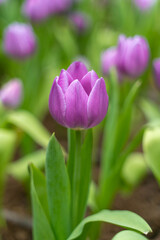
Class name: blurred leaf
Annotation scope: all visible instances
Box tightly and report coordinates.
[30,164,55,240]
[67,210,151,240]
[7,110,50,148]
[7,150,46,182]
[112,230,148,240]
[140,99,160,122]
[121,152,147,190]
[113,81,141,161]
[88,181,97,211]
[54,25,78,59]
[46,134,71,240]
[143,127,160,184]
[0,129,16,219]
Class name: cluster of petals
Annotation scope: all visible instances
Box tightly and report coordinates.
[49,62,109,129]
[3,22,37,59]
[101,34,149,79]
[0,79,23,108]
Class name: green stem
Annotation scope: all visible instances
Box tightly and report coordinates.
[72,130,82,229]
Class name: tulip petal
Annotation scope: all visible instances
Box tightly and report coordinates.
[87,78,109,128]
[49,77,66,126]
[65,80,88,128]
[58,69,73,93]
[81,70,99,95]
[67,61,88,81]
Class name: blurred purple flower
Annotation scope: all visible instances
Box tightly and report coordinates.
[22,0,52,21]
[50,0,72,14]
[0,79,23,108]
[153,58,160,88]
[3,22,37,59]
[22,0,72,21]
[134,0,157,11]
[49,61,109,129]
[117,35,149,78]
[69,12,90,33]
[101,47,118,75]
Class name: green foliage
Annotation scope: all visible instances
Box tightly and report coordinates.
[67,210,151,240]
[112,230,148,240]
[143,127,160,184]
[121,152,148,190]
[6,110,50,148]
[46,134,71,240]
[30,164,55,240]
[7,150,46,182]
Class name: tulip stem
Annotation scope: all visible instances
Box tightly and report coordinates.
[72,130,82,229]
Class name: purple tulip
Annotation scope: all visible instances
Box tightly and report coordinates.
[50,0,72,14]
[22,0,52,21]
[3,22,37,59]
[0,79,23,108]
[153,58,160,88]
[69,12,90,33]
[117,35,149,78]
[134,0,157,11]
[49,61,109,129]
[101,47,119,75]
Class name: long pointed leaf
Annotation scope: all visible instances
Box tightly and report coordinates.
[30,164,55,240]
[46,134,71,240]
[67,210,151,240]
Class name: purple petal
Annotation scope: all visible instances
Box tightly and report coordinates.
[87,78,109,128]
[49,77,66,126]
[58,69,73,93]
[65,80,88,128]
[67,61,88,81]
[81,70,99,95]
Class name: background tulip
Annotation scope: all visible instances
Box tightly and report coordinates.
[22,0,52,21]
[3,22,37,59]
[69,12,90,33]
[117,35,149,78]
[153,58,160,88]
[49,61,109,129]
[0,79,23,108]
[134,0,157,11]
[101,47,118,75]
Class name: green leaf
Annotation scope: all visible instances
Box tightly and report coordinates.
[112,230,148,240]
[0,129,16,216]
[7,150,46,181]
[7,110,50,148]
[113,81,141,161]
[140,99,160,122]
[121,152,147,189]
[143,127,160,184]
[46,134,71,240]
[30,164,55,240]
[67,210,151,240]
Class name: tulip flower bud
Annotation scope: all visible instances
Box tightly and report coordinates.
[22,0,52,21]
[69,12,90,33]
[49,62,109,129]
[134,0,157,11]
[153,58,160,88]
[3,22,37,59]
[0,79,23,108]
[117,35,149,78]
[101,47,118,75]
[50,0,72,14]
